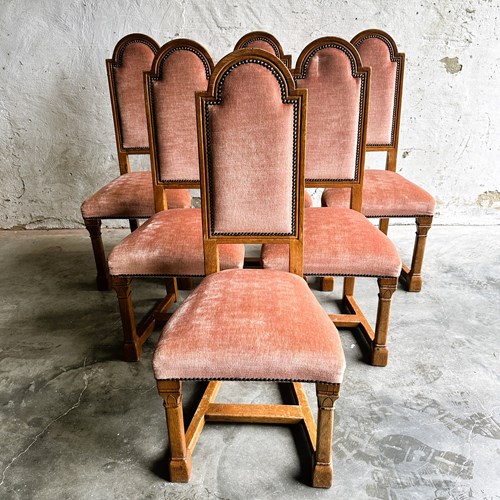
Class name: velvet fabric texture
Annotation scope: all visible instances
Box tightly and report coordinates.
[321,170,435,217]
[108,208,245,276]
[152,50,208,182]
[296,47,361,181]
[209,63,295,234]
[261,207,401,277]
[356,37,397,145]
[243,39,276,54]
[114,42,156,149]
[153,269,345,383]
[80,172,191,219]
[304,190,313,208]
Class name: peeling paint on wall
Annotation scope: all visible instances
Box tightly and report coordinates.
[440,56,463,74]
[476,191,500,209]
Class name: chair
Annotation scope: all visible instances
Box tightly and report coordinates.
[107,39,245,362]
[81,34,192,291]
[261,37,402,367]
[153,48,346,488]
[322,29,435,292]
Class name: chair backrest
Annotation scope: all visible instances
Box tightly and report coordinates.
[234,31,292,68]
[351,29,405,171]
[144,39,214,211]
[197,49,307,276]
[294,37,370,211]
[106,33,159,174]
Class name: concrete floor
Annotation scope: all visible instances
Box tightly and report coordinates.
[0,225,499,499]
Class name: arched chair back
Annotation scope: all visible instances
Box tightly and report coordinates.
[293,37,370,211]
[351,29,405,171]
[144,39,214,210]
[197,48,306,275]
[106,33,159,173]
[234,31,292,68]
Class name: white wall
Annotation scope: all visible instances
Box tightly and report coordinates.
[1,0,499,228]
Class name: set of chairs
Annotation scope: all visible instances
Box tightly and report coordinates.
[80,30,435,488]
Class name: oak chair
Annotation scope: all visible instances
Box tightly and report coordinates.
[81,34,191,291]
[153,48,346,488]
[107,39,245,362]
[261,37,402,367]
[322,29,435,292]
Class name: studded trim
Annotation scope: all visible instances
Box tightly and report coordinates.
[111,39,158,152]
[205,58,299,237]
[149,46,212,184]
[156,376,341,384]
[354,34,402,148]
[295,43,366,183]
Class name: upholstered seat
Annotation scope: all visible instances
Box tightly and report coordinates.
[321,170,435,217]
[154,269,345,383]
[304,189,313,208]
[261,208,401,278]
[108,208,245,277]
[81,171,191,219]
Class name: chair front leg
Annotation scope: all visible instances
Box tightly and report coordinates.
[129,218,140,232]
[379,217,390,235]
[84,218,111,291]
[321,276,334,292]
[403,216,433,292]
[372,277,398,367]
[313,383,340,488]
[157,380,192,483]
[111,276,140,362]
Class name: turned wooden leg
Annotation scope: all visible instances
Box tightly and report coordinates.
[379,217,389,235]
[313,383,340,488]
[157,380,192,483]
[177,277,194,291]
[84,218,110,291]
[129,218,140,232]
[372,277,398,367]
[321,276,334,292]
[111,276,140,362]
[404,216,433,292]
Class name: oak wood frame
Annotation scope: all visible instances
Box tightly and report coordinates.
[351,29,433,292]
[110,40,214,361]
[293,37,398,366]
[233,31,293,68]
[156,49,341,488]
[83,34,159,291]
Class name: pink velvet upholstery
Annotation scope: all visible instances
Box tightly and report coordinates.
[243,39,277,55]
[81,172,191,219]
[355,36,397,146]
[153,269,345,383]
[296,47,361,181]
[209,62,295,234]
[114,41,156,149]
[304,190,313,208]
[261,207,401,277]
[152,50,209,182]
[321,170,435,217]
[108,208,245,276]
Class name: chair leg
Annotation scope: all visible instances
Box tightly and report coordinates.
[111,276,141,362]
[166,277,179,303]
[129,218,140,232]
[84,218,111,291]
[379,217,389,235]
[157,380,192,483]
[372,277,398,367]
[401,216,433,292]
[177,277,194,291]
[321,276,334,292]
[312,383,340,488]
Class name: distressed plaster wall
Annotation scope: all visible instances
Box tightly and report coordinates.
[0,0,499,228]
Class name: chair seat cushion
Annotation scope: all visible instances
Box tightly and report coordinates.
[261,208,401,278]
[153,269,345,384]
[321,170,435,217]
[81,171,191,219]
[108,208,245,277]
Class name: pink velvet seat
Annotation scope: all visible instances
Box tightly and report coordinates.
[81,171,191,219]
[108,209,244,277]
[261,208,401,277]
[321,170,435,217]
[154,269,344,383]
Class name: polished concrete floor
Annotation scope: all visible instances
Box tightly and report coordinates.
[0,225,499,499]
